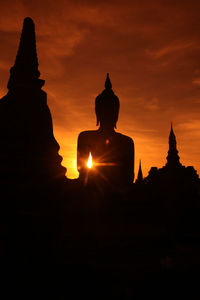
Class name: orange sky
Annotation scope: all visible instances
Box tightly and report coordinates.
[1,0,200,179]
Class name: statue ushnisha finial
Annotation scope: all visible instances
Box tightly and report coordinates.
[105,73,112,90]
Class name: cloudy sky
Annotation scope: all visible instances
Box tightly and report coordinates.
[1,0,200,179]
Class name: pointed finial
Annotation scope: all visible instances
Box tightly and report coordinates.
[105,73,112,90]
[137,159,143,182]
[7,17,44,89]
[170,121,175,137]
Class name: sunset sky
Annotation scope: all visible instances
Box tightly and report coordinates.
[1,0,200,179]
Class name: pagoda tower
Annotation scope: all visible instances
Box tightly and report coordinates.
[0,18,66,185]
[147,122,199,189]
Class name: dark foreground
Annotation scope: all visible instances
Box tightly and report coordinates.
[1,179,200,298]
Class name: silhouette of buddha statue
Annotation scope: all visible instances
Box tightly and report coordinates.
[77,74,134,188]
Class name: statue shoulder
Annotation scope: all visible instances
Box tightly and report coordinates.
[115,132,134,146]
[78,130,97,142]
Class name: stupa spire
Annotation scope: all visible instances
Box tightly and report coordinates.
[7,17,44,90]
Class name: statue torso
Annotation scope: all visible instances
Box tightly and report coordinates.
[77,130,134,186]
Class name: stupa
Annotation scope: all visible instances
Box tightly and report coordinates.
[0,18,66,185]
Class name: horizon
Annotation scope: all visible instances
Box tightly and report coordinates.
[1,0,200,179]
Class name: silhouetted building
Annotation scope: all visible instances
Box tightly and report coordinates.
[0,17,66,185]
[77,74,134,188]
[146,123,199,187]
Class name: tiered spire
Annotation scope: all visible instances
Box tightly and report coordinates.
[166,122,181,168]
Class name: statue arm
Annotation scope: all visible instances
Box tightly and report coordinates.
[77,134,83,173]
[77,133,89,177]
[128,139,134,183]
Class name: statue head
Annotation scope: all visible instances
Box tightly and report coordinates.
[95,73,120,129]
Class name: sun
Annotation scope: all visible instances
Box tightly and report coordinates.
[87,152,93,169]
